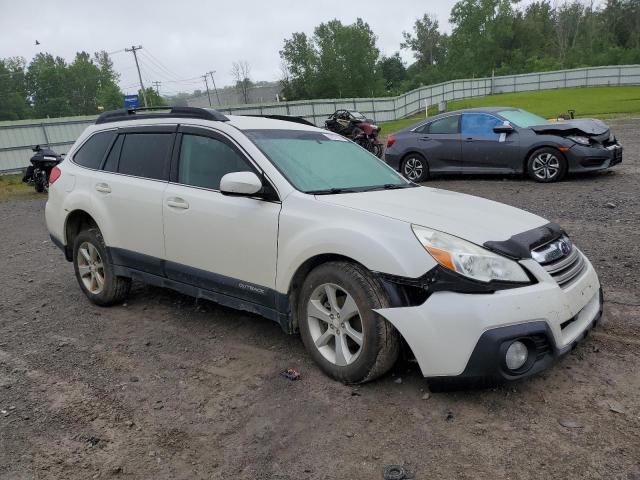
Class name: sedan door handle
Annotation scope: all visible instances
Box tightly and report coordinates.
[166,197,189,209]
[418,136,430,141]
[95,182,111,193]
[465,137,474,142]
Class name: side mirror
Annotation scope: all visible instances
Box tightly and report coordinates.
[220,171,263,196]
[493,123,514,134]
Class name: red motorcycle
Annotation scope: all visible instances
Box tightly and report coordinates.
[325,110,384,158]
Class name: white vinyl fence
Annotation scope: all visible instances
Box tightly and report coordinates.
[1,64,639,173]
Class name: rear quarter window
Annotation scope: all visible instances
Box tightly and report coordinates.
[117,133,173,180]
[73,131,115,169]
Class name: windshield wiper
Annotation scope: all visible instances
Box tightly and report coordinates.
[307,187,357,195]
[362,183,414,192]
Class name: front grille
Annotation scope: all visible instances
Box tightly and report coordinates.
[532,236,586,288]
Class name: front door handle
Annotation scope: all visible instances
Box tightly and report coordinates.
[166,197,189,209]
[465,137,474,142]
[95,182,111,193]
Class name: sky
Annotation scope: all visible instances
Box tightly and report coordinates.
[1,0,541,95]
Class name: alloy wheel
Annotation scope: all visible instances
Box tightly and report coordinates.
[306,283,363,366]
[403,157,424,181]
[77,241,105,294]
[532,153,560,180]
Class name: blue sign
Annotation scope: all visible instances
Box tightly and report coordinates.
[124,94,139,109]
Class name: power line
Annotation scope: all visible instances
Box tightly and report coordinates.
[152,81,161,95]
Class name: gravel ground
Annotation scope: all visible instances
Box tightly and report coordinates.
[1,119,639,480]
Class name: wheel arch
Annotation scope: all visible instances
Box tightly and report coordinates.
[63,209,100,261]
[286,253,363,333]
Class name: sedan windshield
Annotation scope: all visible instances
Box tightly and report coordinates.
[245,129,411,194]
[498,109,549,128]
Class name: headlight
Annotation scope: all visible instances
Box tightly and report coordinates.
[566,135,591,146]
[411,225,530,283]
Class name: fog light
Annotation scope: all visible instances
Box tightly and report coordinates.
[505,341,528,370]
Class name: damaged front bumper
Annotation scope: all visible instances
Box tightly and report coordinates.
[566,142,623,172]
[374,255,602,381]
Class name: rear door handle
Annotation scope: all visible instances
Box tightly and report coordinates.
[465,137,474,142]
[418,136,430,142]
[95,182,111,193]
[166,197,189,210]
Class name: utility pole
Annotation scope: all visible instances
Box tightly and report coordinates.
[208,71,221,106]
[152,81,161,95]
[202,74,212,107]
[125,45,148,107]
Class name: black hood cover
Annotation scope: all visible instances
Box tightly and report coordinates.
[484,222,565,259]
[530,118,609,136]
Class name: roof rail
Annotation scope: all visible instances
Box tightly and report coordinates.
[95,106,229,125]
[244,114,315,127]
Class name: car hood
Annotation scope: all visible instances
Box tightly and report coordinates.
[317,186,548,245]
[530,118,609,136]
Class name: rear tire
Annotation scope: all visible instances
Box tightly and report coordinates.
[73,227,130,306]
[297,261,400,384]
[526,147,567,183]
[402,154,428,182]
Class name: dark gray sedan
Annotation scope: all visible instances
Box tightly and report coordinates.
[384,107,622,183]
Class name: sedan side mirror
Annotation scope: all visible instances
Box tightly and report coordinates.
[220,171,263,196]
[493,123,514,134]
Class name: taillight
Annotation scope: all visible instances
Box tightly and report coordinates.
[49,165,61,185]
[386,134,396,148]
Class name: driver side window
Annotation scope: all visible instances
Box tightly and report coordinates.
[178,134,251,190]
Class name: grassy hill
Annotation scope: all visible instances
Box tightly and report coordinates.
[380,85,640,136]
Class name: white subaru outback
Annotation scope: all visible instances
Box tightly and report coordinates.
[45,107,603,385]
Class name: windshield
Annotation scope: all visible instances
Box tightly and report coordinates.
[498,109,549,128]
[245,129,411,194]
[350,111,365,119]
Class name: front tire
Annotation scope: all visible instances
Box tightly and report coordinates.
[527,147,567,183]
[73,227,131,306]
[402,154,428,182]
[297,261,400,384]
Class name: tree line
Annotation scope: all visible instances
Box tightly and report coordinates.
[280,0,640,100]
[0,51,165,121]
[1,0,638,120]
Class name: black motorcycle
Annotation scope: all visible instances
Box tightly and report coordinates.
[22,145,63,193]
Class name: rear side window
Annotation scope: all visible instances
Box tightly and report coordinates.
[73,131,115,169]
[427,115,459,134]
[178,134,251,190]
[117,133,173,180]
[461,114,502,137]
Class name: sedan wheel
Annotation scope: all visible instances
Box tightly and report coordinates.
[532,153,560,181]
[307,283,363,366]
[402,156,426,182]
[527,147,567,183]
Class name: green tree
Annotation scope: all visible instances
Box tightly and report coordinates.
[67,51,101,115]
[378,53,406,93]
[280,18,385,100]
[26,53,71,118]
[0,57,31,120]
[94,50,123,111]
[139,87,166,107]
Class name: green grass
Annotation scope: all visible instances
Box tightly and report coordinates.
[0,174,39,202]
[379,85,640,136]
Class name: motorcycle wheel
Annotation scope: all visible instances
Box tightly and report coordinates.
[373,143,383,158]
[35,173,47,193]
